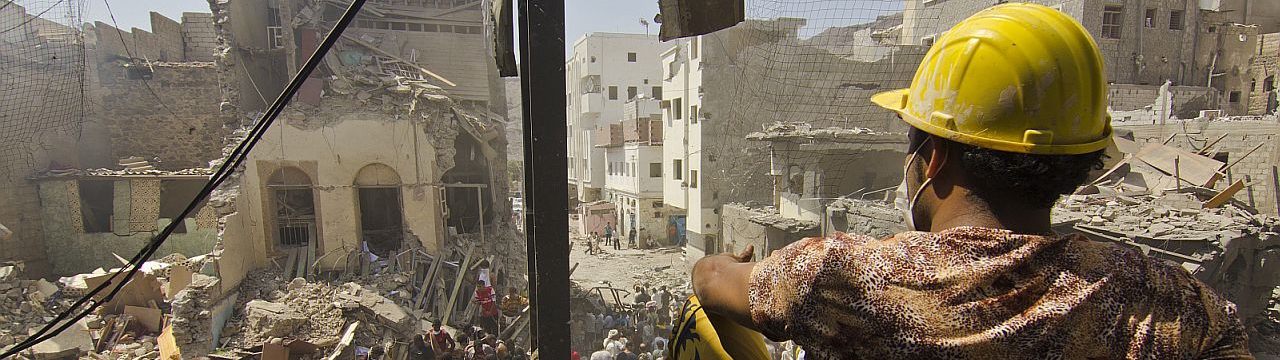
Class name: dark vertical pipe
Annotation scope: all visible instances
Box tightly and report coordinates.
[518,0,569,357]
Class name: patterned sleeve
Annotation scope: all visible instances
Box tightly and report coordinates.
[1194,283,1254,359]
[748,233,874,343]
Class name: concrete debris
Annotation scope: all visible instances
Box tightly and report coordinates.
[1048,136,1280,351]
[221,268,423,356]
[0,267,69,351]
[728,203,820,233]
[244,300,309,338]
[746,121,894,142]
[31,167,214,179]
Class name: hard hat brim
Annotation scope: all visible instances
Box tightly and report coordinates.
[871,89,910,113]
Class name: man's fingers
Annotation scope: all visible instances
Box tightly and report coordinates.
[734,244,755,262]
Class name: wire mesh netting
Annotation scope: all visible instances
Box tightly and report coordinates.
[0,0,87,181]
[684,0,935,256]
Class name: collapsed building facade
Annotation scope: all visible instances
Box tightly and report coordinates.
[1,0,526,358]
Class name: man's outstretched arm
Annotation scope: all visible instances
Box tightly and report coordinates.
[691,245,759,331]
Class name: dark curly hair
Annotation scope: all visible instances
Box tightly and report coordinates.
[909,128,1105,209]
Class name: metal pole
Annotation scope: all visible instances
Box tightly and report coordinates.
[518,0,569,356]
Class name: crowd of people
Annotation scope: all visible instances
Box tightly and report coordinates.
[403,274,532,360]
[573,285,679,360]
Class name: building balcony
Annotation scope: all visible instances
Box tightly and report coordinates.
[580,92,603,114]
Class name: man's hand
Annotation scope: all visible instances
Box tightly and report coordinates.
[691,245,760,332]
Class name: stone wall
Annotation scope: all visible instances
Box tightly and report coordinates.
[151,12,186,62]
[1249,32,1280,115]
[90,12,218,63]
[904,0,1202,86]
[826,198,904,240]
[1107,83,1218,118]
[94,62,229,170]
[720,204,818,258]
[182,13,218,62]
[35,178,220,276]
[1118,120,1280,216]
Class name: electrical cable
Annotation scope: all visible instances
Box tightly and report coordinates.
[0,0,367,355]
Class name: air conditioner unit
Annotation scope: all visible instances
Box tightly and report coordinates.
[660,100,671,109]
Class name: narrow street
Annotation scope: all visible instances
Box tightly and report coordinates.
[567,234,690,296]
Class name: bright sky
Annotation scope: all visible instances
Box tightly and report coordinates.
[76,0,898,55]
[81,0,210,30]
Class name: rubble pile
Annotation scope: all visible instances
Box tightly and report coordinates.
[0,266,65,350]
[221,268,417,353]
[1055,192,1273,243]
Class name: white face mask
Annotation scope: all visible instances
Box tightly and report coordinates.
[895,138,932,232]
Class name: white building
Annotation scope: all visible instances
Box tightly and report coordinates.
[660,37,705,252]
[600,99,669,246]
[565,33,671,206]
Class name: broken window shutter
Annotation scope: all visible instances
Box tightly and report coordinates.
[657,0,746,41]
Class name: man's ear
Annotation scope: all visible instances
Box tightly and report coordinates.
[924,135,949,179]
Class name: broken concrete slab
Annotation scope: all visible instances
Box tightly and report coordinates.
[244,300,308,338]
[24,318,93,360]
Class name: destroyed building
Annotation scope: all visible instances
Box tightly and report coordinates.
[661,17,926,261]
[2,0,527,357]
[0,1,88,277]
[718,122,906,259]
[901,0,1274,116]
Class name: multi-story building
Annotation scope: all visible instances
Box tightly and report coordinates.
[661,18,922,262]
[901,0,1259,115]
[565,33,670,204]
[599,99,669,245]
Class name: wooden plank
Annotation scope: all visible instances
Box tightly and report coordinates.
[157,325,181,360]
[306,240,317,280]
[339,34,458,86]
[414,253,442,311]
[1133,142,1224,187]
[283,250,298,279]
[123,305,164,333]
[1203,179,1246,208]
[166,265,193,300]
[294,248,307,280]
[262,342,290,360]
[442,245,475,326]
[325,321,361,360]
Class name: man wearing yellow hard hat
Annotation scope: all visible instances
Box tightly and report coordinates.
[678,3,1252,359]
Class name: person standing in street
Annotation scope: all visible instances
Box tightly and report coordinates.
[628,228,637,249]
[604,223,616,250]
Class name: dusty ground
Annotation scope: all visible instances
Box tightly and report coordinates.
[567,235,691,297]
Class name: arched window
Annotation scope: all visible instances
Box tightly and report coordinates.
[268,167,315,247]
[354,164,404,256]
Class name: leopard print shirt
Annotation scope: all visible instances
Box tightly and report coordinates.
[748,227,1251,359]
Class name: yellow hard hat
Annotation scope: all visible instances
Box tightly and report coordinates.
[668,295,769,360]
[872,2,1112,155]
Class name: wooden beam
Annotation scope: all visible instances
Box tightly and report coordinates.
[442,245,475,326]
[325,321,361,360]
[1203,179,1246,208]
[414,253,442,311]
[339,34,457,87]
